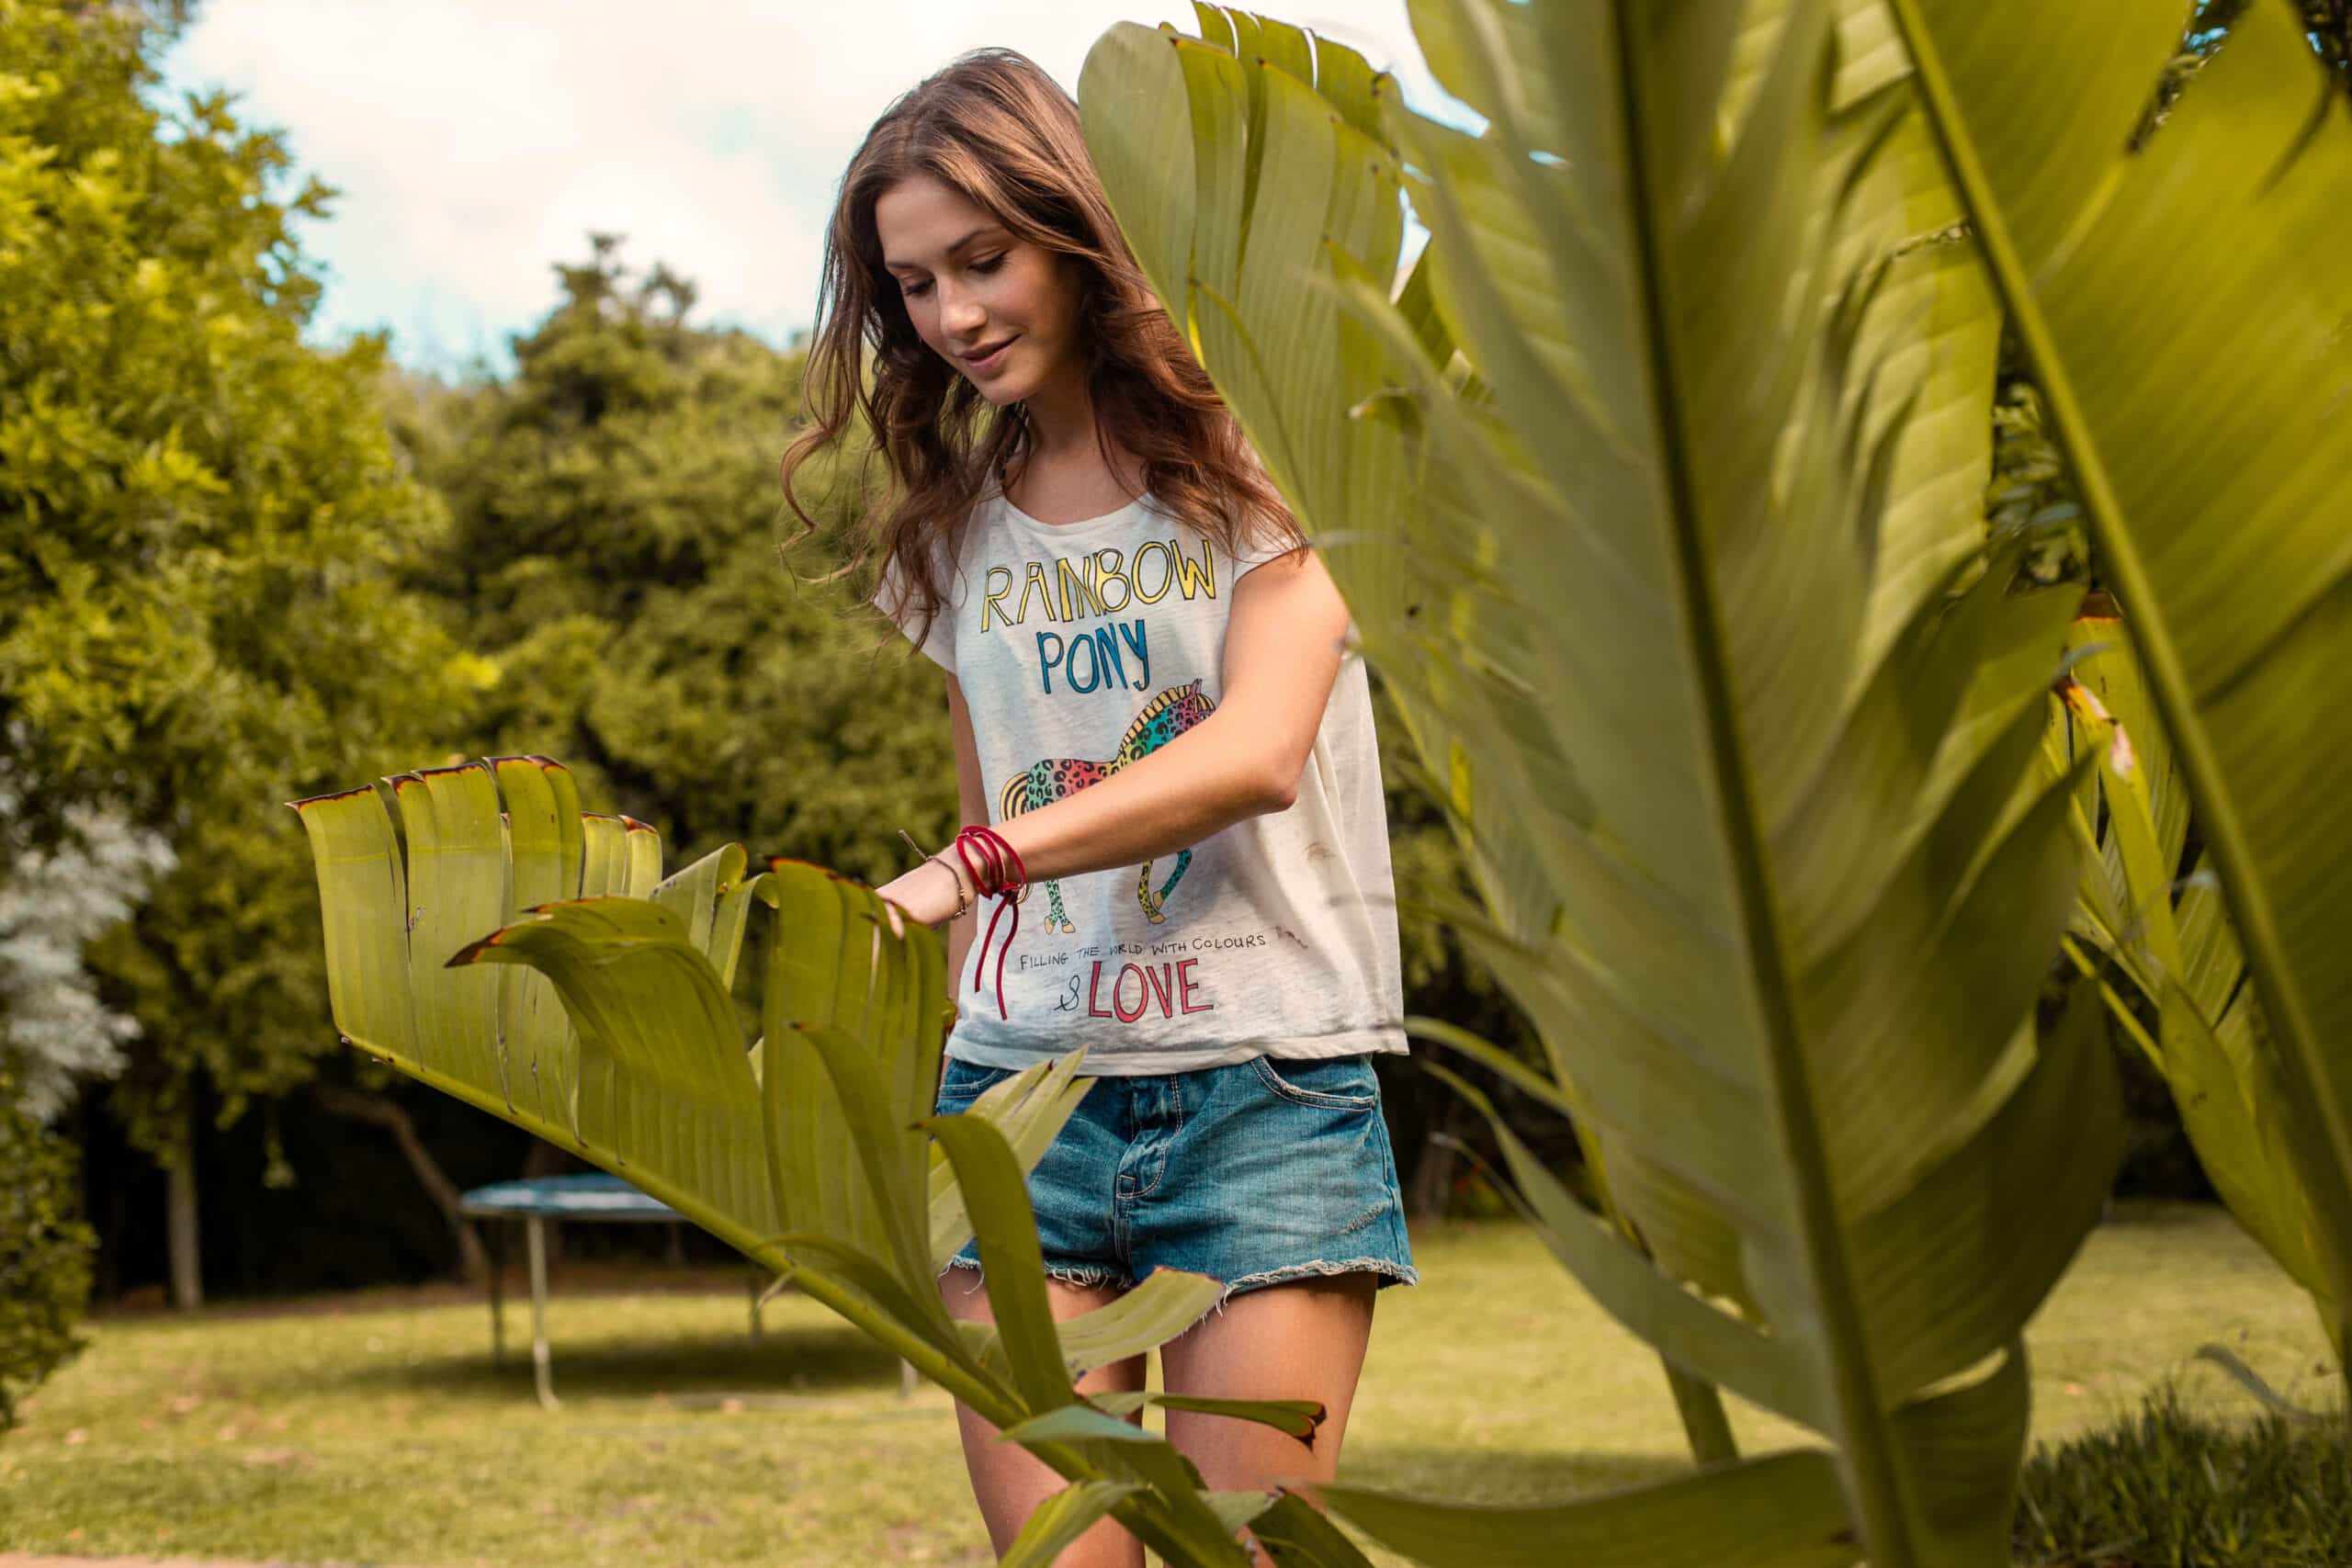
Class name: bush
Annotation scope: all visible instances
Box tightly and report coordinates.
[2014,1385,2352,1566]
[0,1068,96,1435]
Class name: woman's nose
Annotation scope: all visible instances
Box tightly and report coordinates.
[938,284,987,338]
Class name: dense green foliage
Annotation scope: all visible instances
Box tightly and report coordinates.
[0,0,477,1168]
[2015,1387,2352,1566]
[393,236,954,890]
[0,1065,96,1434]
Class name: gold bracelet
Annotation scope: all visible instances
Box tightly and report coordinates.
[925,854,973,920]
[897,829,971,920]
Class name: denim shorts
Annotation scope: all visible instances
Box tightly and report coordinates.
[934,1052,1419,1309]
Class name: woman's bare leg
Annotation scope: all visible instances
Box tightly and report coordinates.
[1159,1273,1379,1565]
[937,1265,1148,1566]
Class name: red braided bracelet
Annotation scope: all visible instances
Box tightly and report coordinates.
[953,825,1028,1020]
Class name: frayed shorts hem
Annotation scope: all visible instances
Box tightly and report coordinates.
[939,1254,1419,1322]
[1218,1257,1419,1302]
[941,1253,1133,1292]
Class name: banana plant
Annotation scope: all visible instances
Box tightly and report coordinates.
[1888,0,2352,1415]
[288,756,1356,1565]
[1081,4,2120,1563]
[2050,613,2346,1404]
[1093,0,1761,1472]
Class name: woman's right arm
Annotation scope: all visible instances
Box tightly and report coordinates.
[939,672,988,1009]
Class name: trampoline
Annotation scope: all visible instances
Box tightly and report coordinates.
[459,1173,773,1409]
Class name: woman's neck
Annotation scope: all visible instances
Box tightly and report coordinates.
[1005,373,1147,524]
[1019,354,1096,458]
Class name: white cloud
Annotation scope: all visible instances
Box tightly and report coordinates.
[161,1,1458,376]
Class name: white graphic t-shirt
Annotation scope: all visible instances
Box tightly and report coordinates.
[876,487,1407,1075]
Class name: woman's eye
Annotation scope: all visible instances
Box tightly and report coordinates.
[897,254,1001,299]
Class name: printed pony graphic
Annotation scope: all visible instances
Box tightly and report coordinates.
[996,679,1216,931]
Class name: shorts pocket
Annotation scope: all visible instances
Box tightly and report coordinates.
[1250,1054,1380,1111]
[935,1056,1013,1111]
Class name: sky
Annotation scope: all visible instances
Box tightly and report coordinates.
[158,2,1465,379]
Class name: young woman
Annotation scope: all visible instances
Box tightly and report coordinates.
[778,46,1415,1567]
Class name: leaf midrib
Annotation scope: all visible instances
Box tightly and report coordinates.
[1605,3,1914,1561]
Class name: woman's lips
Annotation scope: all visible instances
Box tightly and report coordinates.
[963,335,1018,376]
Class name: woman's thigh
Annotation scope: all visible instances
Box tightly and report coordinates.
[1158,1270,1378,1490]
[935,1269,1148,1564]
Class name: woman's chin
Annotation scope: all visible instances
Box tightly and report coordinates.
[969,374,1031,409]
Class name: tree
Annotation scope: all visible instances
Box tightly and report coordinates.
[399,236,953,888]
[0,0,479,1307]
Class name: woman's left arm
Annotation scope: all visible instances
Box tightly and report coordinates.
[876,546,1351,921]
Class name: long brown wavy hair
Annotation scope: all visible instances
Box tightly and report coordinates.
[775,46,1300,651]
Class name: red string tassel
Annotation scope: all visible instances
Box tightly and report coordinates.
[953,825,1027,1020]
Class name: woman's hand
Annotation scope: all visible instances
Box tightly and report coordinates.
[875,855,969,930]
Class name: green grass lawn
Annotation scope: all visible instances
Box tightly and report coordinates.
[0,1203,2332,1566]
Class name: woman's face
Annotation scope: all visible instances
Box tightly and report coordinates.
[873,172,1084,408]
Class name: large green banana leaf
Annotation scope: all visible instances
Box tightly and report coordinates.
[2050,615,2344,1384]
[1092,0,1743,1472]
[1888,0,2352,1397]
[290,757,1341,1566]
[1081,4,2119,1563]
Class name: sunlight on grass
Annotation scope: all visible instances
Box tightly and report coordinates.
[0,1205,2326,1566]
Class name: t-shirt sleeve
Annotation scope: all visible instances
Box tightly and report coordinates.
[872,543,956,672]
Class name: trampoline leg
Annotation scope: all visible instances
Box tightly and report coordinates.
[488,1219,506,1370]
[748,1268,763,1344]
[526,1213,559,1411]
